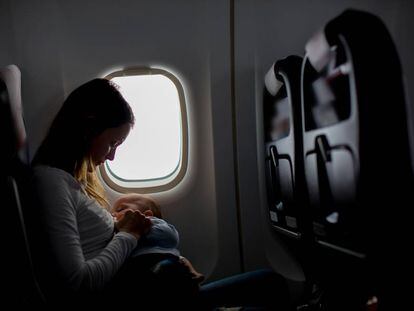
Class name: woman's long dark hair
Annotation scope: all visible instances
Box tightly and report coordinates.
[33,78,134,207]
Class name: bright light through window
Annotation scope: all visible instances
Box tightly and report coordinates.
[106,73,182,182]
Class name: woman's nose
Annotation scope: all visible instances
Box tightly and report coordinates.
[106,148,116,161]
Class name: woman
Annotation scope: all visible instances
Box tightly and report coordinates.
[32,79,152,304]
[32,78,290,309]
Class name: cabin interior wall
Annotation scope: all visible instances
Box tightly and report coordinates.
[4,0,241,282]
[0,0,13,67]
[1,0,413,294]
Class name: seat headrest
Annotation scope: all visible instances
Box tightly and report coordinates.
[264,62,284,96]
[305,9,390,72]
[305,28,330,72]
[0,65,26,159]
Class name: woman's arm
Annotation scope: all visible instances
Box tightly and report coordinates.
[32,167,137,292]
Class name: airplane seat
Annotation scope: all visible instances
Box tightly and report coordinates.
[0,65,46,306]
[264,56,314,305]
[264,55,308,238]
[301,9,413,309]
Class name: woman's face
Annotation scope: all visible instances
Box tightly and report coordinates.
[89,122,131,166]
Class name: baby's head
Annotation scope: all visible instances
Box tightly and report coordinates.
[112,193,162,218]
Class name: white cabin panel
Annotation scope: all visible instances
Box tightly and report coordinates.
[2,0,241,282]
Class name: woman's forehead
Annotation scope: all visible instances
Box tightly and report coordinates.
[103,123,131,141]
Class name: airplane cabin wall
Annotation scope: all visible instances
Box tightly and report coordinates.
[0,1,13,67]
[0,0,243,282]
[1,0,413,293]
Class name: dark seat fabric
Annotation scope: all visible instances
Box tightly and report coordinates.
[301,9,413,310]
[0,65,46,306]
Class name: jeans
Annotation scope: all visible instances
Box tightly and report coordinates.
[99,264,290,310]
[199,268,291,310]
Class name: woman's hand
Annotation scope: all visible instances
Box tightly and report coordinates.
[115,209,152,239]
[112,202,136,220]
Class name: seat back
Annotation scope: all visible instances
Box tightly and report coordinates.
[0,65,45,305]
[300,9,413,309]
[302,8,413,256]
[264,55,308,239]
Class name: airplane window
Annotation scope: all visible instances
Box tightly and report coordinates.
[100,68,188,193]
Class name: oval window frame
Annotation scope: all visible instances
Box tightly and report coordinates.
[100,67,188,193]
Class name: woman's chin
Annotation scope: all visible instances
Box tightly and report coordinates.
[91,161,103,170]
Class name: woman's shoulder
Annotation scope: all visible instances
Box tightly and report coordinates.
[32,165,81,189]
[33,164,71,178]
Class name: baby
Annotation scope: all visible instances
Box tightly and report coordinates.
[112,193,204,283]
